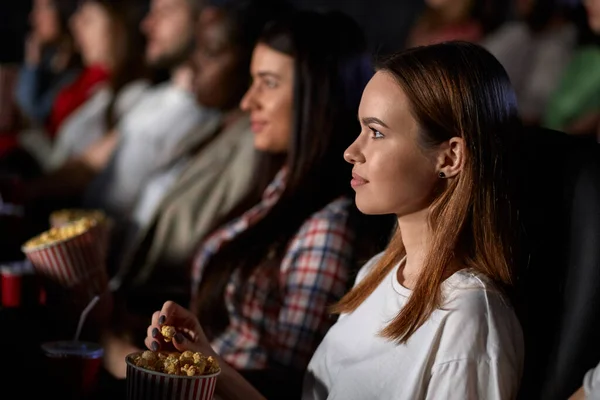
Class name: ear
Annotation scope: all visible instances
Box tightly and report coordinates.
[435,137,465,179]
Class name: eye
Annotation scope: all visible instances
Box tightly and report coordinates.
[369,127,384,139]
[264,78,278,89]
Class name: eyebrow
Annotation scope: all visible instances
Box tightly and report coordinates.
[256,71,280,80]
[360,117,390,129]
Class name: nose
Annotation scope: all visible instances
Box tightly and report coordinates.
[344,138,365,165]
[240,84,257,112]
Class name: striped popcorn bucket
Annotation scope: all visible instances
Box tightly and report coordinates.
[21,226,108,306]
[49,209,112,256]
[126,354,220,400]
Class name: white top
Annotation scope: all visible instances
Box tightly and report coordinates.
[47,80,149,170]
[84,81,217,220]
[303,253,524,400]
[585,361,600,399]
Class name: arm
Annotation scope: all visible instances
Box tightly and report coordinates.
[24,129,118,200]
[90,84,205,218]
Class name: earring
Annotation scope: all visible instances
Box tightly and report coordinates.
[438,172,446,179]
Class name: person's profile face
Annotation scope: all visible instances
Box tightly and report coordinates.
[191,10,242,109]
[70,2,112,67]
[344,71,439,216]
[240,43,294,154]
[142,0,195,68]
[31,0,61,43]
[585,0,600,33]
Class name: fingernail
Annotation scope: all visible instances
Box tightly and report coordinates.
[174,333,184,344]
[151,341,159,351]
[158,315,166,325]
[152,328,158,338]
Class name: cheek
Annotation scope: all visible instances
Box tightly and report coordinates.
[355,149,436,215]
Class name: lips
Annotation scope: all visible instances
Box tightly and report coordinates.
[250,120,267,133]
[351,172,368,188]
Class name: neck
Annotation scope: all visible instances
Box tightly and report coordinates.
[396,208,430,288]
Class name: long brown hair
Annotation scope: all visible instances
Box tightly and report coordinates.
[331,41,522,344]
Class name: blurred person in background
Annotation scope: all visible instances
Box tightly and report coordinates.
[100,0,293,381]
[15,0,81,129]
[482,0,577,127]
[543,0,600,137]
[45,0,149,169]
[569,358,600,399]
[104,0,291,291]
[21,0,148,223]
[103,9,394,398]
[81,0,215,247]
[405,0,508,48]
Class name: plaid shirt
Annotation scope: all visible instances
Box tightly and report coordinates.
[191,168,354,371]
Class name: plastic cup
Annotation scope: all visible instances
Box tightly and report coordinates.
[41,340,104,399]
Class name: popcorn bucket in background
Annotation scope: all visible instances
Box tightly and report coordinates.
[49,209,112,256]
[21,217,109,310]
[125,351,220,400]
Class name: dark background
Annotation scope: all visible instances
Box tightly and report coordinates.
[0,0,426,63]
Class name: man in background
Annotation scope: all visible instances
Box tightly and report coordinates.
[84,0,217,266]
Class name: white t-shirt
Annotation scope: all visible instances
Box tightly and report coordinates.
[585,360,600,399]
[303,253,524,400]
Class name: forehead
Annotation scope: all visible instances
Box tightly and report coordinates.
[250,43,294,76]
[359,71,411,120]
[152,0,189,11]
[197,12,227,42]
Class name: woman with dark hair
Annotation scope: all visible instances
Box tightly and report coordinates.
[144,41,524,399]
[405,0,509,48]
[44,0,148,168]
[15,0,81,128]
[111,8,392,398]
[482,0,577,126]
[22,0,148,203]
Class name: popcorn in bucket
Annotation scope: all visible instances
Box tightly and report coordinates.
[21,217,109,306]
[126,350,220,400]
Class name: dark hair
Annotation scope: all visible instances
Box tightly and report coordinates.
[524,0,576,32]
[82,0,147,130]
[44,0,81,69]
[572,2,600,46]
[333,41,522,343]
[194,10,392,335]
[417,0,510,35]
[207,0,294,109]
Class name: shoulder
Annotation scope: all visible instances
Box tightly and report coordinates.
[434,270,523,363]
[286,197,354,252]
[298,197,353,230]
[353,251,385,285]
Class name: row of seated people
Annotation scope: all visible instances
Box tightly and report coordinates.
[4,0,600,399]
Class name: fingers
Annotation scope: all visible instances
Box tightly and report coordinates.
[159,300,184,325]
[158,301,200,332]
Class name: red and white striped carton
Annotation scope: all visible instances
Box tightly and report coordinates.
[49,209,113,256]
[20,223,108,303]
[126,353,220,400]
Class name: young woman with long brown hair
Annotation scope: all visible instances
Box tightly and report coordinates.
[143,41,524,399]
